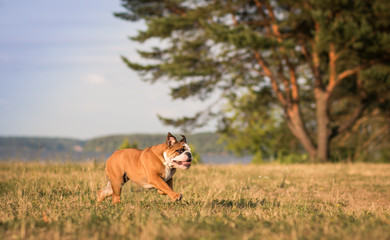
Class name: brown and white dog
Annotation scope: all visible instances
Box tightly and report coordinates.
[97,132,192,204]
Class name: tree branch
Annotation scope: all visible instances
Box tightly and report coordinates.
[288,63,299,103]
[277,63,291,106]
[311,22,324,90]
[231,14,238,26]
[256,1,317,158]
[254,52,287,106]
[327,60,379,93]
[164,0,186,17]
[330,101,368,140]
[263,1,282,42]
[327,43,338,93]
[262,1,299,106]
[338,60,378,81]
[301,42,322,89]
[253,0,271,35]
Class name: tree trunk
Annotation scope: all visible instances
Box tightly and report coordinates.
[285,88,333,162]
[286,105,317,160]
[315,89,331,162]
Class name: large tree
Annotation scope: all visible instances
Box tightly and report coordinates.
[115,0,390,162]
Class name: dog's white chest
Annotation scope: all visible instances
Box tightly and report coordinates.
[163,164,175,182]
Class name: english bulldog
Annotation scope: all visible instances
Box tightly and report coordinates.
[97,132,192,204]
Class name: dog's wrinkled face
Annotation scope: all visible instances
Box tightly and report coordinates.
[163,133,192,170]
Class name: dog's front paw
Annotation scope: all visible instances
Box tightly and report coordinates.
[112,195,121,204]
[170,193,182,202]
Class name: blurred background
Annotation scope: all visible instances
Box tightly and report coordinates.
[1,0,389,164]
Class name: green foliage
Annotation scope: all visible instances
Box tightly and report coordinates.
[118,138,139,150]
[277,152,309,164]
[189,144,202,164]
[204,23,278,50]
[115,0,390,162]
[251,151,263,164]
[378,148,390,163]
[219,88,304,162]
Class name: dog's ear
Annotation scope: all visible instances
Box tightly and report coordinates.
[180,135,186,143]
[166,132,177,148]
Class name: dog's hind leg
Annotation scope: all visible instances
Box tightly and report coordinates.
[97,181,113,202]
[111,179,123,204]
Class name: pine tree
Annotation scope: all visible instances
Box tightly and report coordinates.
[115,0,390,162]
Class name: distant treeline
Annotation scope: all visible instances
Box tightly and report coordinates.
[0,133,230,161]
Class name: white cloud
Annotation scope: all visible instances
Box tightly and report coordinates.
[84,73,106,85]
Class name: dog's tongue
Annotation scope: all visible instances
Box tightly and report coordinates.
[174,160,191,166]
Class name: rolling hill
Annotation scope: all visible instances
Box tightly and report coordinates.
[0,132,231,161]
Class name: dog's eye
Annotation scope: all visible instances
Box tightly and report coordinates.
[177,149,185,154]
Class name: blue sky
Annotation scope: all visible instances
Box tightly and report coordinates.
[0,0,214,139]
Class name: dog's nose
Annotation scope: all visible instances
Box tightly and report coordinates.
[186,152,192,161]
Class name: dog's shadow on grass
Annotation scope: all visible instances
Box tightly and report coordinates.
[135,197,276,210]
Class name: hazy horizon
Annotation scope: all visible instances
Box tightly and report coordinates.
[0,130,216,140]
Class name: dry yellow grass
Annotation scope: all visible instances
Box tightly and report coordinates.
[0,161,389,239]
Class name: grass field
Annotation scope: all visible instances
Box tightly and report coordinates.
[0,161,389,240]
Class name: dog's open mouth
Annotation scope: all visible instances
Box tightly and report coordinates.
[173,160,191,167]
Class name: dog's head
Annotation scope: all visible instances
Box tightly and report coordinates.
[163,132,192,170]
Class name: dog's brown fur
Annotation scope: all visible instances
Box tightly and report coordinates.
[97,133,192,204]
